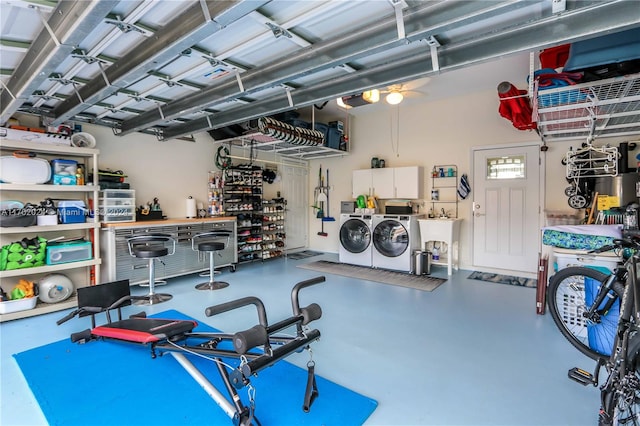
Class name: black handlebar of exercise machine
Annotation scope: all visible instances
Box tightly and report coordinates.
[204,276,325,355]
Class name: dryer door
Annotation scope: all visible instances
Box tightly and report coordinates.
[339,219,371,253]
[373,220,409,257]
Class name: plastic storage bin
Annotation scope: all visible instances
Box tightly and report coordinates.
[99,189,135,223]
[101,189,135,199]
[0,297,37,314]
[99,206,135,223]
[46,241,92,265]
[57,200,86,224]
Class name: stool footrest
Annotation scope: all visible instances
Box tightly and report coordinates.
[196,281,229,291]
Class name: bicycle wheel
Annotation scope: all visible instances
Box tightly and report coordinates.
[548,266,625,360]
[599,332,640,426]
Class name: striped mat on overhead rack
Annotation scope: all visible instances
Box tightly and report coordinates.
[258,116,325,146]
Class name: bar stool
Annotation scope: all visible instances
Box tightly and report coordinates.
[127,234,175,305]
[192,230,232,290]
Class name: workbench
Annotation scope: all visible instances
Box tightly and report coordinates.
[100,217,237,285]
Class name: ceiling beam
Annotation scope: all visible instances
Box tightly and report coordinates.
[118,0,534,135]
[160,0,640,140]
[0,0,118,125]
[48,0,270,125]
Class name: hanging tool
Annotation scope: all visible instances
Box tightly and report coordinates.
[318,216,328,237]
[315,164,328,236]
[323,168,335,222]
[314,165,325,218]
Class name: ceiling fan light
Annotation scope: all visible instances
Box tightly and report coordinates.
[386,91,403,105]
[362,89,380,103]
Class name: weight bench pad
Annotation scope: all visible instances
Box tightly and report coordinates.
[92,318,197,344]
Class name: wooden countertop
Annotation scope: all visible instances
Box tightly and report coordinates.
[101,216,235,228]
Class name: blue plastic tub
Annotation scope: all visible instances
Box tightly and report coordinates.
[57,200,86,224]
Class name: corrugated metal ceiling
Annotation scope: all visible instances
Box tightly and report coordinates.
[1,0,639,141]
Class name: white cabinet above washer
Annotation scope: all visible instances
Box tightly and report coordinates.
[352,166,422,199]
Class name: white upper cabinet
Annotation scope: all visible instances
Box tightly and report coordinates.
[393,166,423,199]
[352,169,374,198]
[352,166,422,199]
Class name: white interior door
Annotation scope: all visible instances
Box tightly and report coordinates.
[472,144,541,273]
[281,164,308,250]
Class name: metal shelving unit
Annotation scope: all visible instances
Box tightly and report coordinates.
[207,170,224,216]
[224,166,264,263]
[534,72,640,143]
[430,165,459,218]
[261,198,286,260]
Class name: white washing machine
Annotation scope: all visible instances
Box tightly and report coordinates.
[339,213,373,266]
[372,214,422,272]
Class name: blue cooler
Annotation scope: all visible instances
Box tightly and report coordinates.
[326,127,342,149]
[58,200,87,224]
[564,27,640,81]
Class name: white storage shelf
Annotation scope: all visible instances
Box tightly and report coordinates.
[0,136,101,322]
[534,72,640,142]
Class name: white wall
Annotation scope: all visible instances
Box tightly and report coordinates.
[82,124,216,219]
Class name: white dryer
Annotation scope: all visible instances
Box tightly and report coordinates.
[372,214,423,272]
[339,213,373,266]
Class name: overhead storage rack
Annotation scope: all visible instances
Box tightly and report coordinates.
[534,72,640,143]
[220,132,348,161]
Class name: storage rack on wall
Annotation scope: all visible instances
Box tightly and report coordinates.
[223,166,263,263]
[207,171,224,216]
[261,198,286,260]
[430,165,459,218]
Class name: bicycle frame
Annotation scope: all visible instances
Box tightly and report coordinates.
[599,249,640,425]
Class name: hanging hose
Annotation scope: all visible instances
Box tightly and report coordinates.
[215,145,232,170]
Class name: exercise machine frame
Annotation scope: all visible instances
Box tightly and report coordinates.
[57,276,325,426]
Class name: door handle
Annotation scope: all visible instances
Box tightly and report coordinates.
[473,202,485,217]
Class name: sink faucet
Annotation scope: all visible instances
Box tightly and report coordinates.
[439,208,448,219]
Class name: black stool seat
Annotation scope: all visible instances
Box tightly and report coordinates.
[198,241,225,252]
[127,234,175,306]
[192,231,232,291]
[133,247,169,258]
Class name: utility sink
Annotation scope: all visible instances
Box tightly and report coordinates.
[417,218,462,275]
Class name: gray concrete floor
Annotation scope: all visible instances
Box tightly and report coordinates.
[1,253,598,425]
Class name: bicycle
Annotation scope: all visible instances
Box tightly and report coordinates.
[547,237,640,425]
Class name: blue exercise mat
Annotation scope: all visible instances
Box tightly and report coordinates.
[13,310,377,426]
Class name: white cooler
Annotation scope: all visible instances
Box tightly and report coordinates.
[553,247,621,273]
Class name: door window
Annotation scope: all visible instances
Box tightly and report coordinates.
[486,155,525,179]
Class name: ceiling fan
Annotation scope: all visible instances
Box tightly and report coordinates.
[336,77,431,108]
[379,77,431,105]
